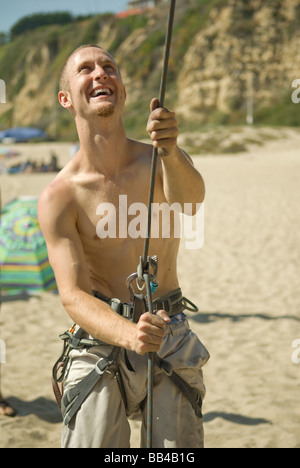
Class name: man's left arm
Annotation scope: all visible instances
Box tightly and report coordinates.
[147,98,205,213]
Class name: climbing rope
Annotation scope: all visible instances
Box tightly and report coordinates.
[126,0,177,449]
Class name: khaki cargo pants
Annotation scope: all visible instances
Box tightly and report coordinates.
[61,316,209,448]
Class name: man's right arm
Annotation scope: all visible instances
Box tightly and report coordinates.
[38,181,169,354]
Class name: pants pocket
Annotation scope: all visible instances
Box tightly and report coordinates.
[158,321,210,371]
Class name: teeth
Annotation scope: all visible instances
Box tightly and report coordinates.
[91,88,111,97]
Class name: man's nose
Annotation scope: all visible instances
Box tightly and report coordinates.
[93,65,108,80]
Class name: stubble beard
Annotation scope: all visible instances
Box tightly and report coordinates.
[96,103,115,118]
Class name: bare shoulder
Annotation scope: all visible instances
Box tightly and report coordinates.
[127,138,191,170]
[39,172,73,209]
[38,163,77,233]
[128,138,152,158]
[127,138,162,173]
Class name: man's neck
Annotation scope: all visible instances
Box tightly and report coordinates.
[75,115,130,176]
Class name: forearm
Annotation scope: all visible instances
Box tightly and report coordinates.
[147,99,205,210]
[61,289,136,351]
[61,288,169,355]
[161,146,205,211]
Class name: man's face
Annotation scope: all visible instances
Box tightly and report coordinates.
[60,47,126,119]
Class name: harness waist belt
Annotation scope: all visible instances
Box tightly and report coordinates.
[92,287,198,322]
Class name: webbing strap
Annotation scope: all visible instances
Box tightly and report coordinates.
[61,346,120,426]
[53,289,200,425]
[57,346,202,426]
[154,354,203,418]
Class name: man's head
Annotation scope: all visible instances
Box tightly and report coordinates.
[58,44,126,119]
[59,44,119,92]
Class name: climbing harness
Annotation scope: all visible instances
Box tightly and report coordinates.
[52,288,202,427]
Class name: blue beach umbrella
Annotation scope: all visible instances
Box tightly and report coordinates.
[0,196,57,295]
[0,127,47,143]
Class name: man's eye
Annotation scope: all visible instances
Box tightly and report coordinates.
[79,66,91,72]
[105,65,115,72]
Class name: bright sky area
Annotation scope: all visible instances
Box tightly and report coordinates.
[0,0,129,32]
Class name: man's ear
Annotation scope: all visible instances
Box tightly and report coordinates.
[123,86,127,101]
[58,90,73,112]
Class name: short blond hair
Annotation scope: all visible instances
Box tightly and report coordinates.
[59,44,109,92]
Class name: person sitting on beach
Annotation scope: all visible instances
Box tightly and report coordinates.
[0,393,16,417]
[38,44,209,448]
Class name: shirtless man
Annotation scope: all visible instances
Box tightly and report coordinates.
[38,44,209,448]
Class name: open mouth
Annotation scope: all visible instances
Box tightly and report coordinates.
[90,87,113,98]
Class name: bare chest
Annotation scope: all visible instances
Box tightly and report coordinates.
[72,171,179,298]
[75,171,166,247]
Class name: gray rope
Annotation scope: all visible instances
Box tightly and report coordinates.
[143,0,177,267]
[143,0,177,449]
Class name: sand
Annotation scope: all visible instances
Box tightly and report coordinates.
[0,134,299,448]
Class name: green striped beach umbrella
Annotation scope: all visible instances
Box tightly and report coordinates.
[0,196,57,296]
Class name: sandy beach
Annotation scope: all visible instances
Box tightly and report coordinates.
[0,133,299,448]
